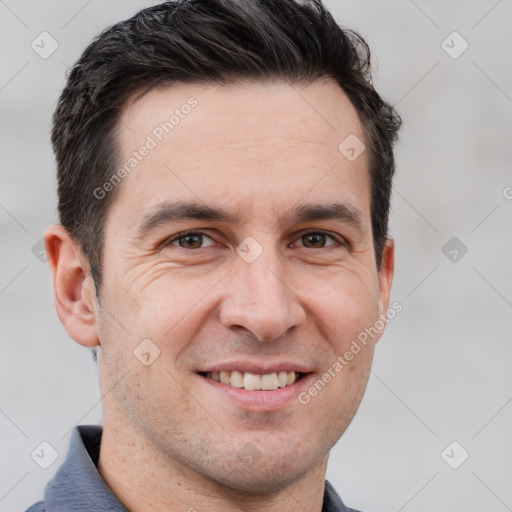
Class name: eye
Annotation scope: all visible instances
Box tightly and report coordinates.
[167,231,215,250]
[295,231,339,249]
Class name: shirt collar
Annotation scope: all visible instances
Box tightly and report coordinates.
[44,425,128,511]
[44,425,357,512]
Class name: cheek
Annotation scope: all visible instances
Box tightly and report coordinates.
[301,270,380,420]
[297,266,381,349]
[136,279,214,342]
[101,267,202,338]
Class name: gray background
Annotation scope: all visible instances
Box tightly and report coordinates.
[1,1,511,511]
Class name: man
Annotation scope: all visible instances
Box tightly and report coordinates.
[27,0,401,510]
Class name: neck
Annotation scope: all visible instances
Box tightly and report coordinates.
[98,409,329,512]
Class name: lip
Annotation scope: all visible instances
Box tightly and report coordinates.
[196,371,315,412]
[196,361,313,374]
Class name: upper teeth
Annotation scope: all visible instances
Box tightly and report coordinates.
[206,371,298,390]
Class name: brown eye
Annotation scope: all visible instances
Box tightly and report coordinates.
[168,232,215,249]
[179,234,203,249]
[300,232,335,248]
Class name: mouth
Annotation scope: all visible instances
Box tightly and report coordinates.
[198,370,308,391]
[196,362,315,411]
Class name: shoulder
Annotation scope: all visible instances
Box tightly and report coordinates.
[24,501,45,512]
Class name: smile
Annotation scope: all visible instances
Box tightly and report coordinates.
[199,371,306,391]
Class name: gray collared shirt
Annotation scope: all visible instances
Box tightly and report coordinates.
[25,425,361,512]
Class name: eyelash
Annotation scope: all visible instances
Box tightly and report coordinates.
[163,230,345,250]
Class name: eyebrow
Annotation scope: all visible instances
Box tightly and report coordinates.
[283,202,364,231]
[135,200,365,240]
[135,201,246,240]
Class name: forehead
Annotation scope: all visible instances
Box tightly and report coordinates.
[108,80,370,230]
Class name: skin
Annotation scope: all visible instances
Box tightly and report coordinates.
[45,80,394,512]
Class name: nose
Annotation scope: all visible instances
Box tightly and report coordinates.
[219,248,306,342]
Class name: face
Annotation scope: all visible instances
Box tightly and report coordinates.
[95,80,393,492]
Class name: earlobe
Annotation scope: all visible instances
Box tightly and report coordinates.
[44,224,100,348]
[376,237,395,342]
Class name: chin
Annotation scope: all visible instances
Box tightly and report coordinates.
[199,437,323,495]
[209,462,311,495]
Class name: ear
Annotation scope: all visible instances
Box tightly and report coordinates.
[44,224,100,348]
[375,237,395,342]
